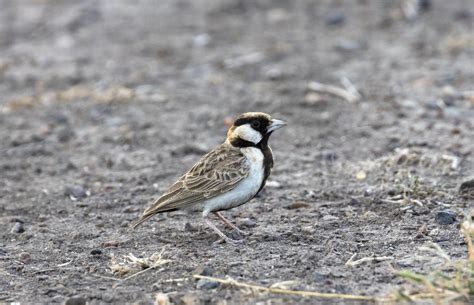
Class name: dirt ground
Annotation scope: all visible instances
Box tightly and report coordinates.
[0,1,473,304]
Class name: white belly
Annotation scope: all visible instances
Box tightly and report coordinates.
[202,147,264,216]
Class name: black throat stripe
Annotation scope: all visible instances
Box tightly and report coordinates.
[229,133,274,195]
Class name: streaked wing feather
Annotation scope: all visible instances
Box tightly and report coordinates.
[134,144,249,226]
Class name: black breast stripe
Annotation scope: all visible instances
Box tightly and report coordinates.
[256,134,273,195]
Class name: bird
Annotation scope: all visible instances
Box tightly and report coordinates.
[131,112,286,243]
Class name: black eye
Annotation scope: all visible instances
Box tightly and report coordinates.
[251,120,261,128]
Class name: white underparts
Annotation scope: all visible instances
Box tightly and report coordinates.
[233,124,263,144]
[202,146,264,217]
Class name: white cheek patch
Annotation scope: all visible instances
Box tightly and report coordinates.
[234,124,263,144]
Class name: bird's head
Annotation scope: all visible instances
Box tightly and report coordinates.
[226,112,286,147]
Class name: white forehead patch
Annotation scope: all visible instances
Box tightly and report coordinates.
[234,124,263,144]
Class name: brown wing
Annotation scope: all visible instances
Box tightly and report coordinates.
[131,143,249,228]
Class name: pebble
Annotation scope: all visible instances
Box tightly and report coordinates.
[325,11,346,26]
[265,180,281,188]
[459,178,474,194]
[11,222,25,234]
[37,214,48,222]
[364,189,373,197]
[56,127,75,142]
[334,39,361,52]
[285,202,310,210]
[19,251,31,263]
[65,297,87,305]
[196,279,219,290]
[321,215,339,222]
[435,210,457,225]
[64,186,88,200]
[313,271,328,282]
[264,66,284,80]
[154,293,170,305]
[90,249,102,255]
[184,222,198,232]
[193,33,211,47]
[239,218,257,228]
[194,265,213,277]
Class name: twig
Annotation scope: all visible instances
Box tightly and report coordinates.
[345,253,394,267]
[57,260,73,267]
[112,247,171,288]
[193,275,388,301]
[157,277,190,284]
[419,242,451,262]
[89,273,121,281]
[308,81,361,103]
[340,77,362,100]
[122,266,166,282]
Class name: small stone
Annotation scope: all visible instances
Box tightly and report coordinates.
[435,210,457,225]
[334,39,361,52]
[64,186,88,201]
[11,222,25,234]
[180,294,198,305]
[184,222,198,232]
[264,66,284,80]
[154,293,170,305]
[38,214,48,222]
[325,11,346,26]
[19,252,31,263]
[56,127,75,142]
[355,170,367,181]
[285,202,310,210]
[399,99,418,109]
[313,271,328,282]
[459,178,474,194]
[429,228,440,236]
[349,197,359,205]
[194,265,213,277]
[267,8,289,23]
[196,279,219,290]
[321,215,339,222]
[239,218,257,228]
[65,296,87,305]
[265,180,281,188]
[193,33,211,47]
[301,225,315,235]
[90,249,102,255]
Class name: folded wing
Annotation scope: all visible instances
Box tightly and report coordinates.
[131,144,249,228]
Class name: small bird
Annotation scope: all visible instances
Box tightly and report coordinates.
[131,112,286,243]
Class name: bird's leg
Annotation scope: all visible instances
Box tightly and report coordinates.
[213,211,246,236]
[203,217,243,244]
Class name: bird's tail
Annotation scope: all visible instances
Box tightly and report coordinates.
[128,213,155,230]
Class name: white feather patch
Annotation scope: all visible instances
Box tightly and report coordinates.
[233,124,262,144]
[202,147,264,216]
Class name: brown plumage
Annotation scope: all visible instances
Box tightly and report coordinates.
[131,112,286,243]
[131,143,249,228]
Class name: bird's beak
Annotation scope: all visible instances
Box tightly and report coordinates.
[267,119,287,133]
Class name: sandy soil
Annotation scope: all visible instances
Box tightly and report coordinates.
[0,1,473,304]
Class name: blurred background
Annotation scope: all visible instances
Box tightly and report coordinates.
[0,0,473,303]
